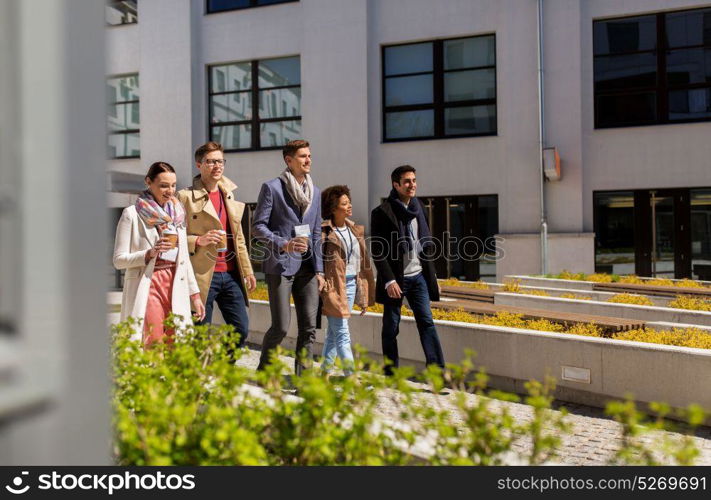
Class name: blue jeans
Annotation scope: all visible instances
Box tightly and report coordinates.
[201,271,249,352]
[322,275,357,375]
[381,272,444,375]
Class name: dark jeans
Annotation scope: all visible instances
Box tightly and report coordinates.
[258,263,319,376]
[200,271,249,354]
[381,272,445,375]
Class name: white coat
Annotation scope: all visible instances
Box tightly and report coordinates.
[113,205,201,337]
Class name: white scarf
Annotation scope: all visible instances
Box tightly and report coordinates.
[279,168,313,216]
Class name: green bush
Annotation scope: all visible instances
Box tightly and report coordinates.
[112,319,703,465]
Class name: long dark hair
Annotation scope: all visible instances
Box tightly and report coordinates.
[145,161,176,182]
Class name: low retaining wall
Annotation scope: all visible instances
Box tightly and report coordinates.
[494,293,711,327]
[246,300,711,413]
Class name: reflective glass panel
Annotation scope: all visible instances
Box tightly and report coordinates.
[258,57,300,88]
[593,15,657,55]
[444,68,495,102]
[385,74,433,106]
[594,53,657,91]
[385,110,434,139]
[596,92,657,126]
[593,192,635,275]
[260,120,302,147]
[691,189,711,280]
[210,93,252,123]
[258,88,301,119]
[211,124,252,150]
[669,88,711,120]
[384,43,433,76]
[666,48,711,85]
[210,63,252,93]
[666,8,711,48]
[444,36,495,70]
[107,75,139,103]
[108,103,140,131]
[444,105,496,135]
[108,132,140,158]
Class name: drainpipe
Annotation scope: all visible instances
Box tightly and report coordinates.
[536,0,548,275]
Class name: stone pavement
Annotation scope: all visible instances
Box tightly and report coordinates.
[236,347,711,465]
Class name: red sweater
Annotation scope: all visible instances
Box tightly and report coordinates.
[208,190,236,272]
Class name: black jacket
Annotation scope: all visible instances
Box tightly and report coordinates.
[370,198,440,304]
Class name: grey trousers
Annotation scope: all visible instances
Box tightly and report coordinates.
[258,265,319,375]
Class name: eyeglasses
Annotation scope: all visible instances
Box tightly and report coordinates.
[204,159,226,167]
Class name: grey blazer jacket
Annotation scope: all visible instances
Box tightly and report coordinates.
[251,177,323,276]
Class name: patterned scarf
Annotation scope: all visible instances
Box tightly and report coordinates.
[279,168,313,216]
[135,190,186,232]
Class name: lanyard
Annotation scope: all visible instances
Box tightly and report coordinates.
[335,226,354,265]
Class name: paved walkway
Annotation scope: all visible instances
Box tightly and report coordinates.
[237,347,711,465]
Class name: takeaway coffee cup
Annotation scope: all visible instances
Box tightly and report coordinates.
[163,227,178,249]
[294,224,310,250]
[216,229,227,252]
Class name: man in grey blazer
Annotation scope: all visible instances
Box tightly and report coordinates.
[252,139,325,374]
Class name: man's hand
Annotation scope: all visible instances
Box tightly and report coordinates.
[244,274,257,292]
[282,238,308,253]
[386,282,402,299]
[316,274,326,292]
[196,230,222,247]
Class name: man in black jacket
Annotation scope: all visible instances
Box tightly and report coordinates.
[370,165,445,375]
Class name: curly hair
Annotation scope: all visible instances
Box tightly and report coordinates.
[321,185,351,220]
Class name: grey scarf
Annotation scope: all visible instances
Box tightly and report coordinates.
[279,168,313,216]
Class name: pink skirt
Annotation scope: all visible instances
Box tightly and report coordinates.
[143,265,175,347]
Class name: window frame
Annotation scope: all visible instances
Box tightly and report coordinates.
[205,0,298,15]
[593,7,711,129]
[381,34,497,143]
[107,73,140,160]
[207,58,302,153]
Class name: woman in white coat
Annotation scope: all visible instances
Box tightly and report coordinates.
[113,162,205,346]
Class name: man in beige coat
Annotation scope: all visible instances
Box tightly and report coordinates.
[177,142,256,356]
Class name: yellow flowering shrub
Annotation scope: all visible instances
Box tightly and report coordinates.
[646,278,675,287]
[567,323,605,337]
[559,270,586,281]
[560,293,592,301]
[668,295,711,312]
[614,328,711,350]
[585,273,614,283]
[502,280,521,293]
[438,278,490,289]
[618,275,645,284]
[674,279,706,289]
[607,293,654,306]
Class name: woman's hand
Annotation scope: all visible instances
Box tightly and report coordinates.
[192,297,206,322]
[145,237,172,263]
[359,306,367,316]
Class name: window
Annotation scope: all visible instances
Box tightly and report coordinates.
[594,7,711,128]
[106,0,137,26]
[208,57,301,151]
[107,74,140,159]
[207,0,297,14]
[382,35,497,141]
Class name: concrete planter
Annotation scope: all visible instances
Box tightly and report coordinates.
[246,300,711,413]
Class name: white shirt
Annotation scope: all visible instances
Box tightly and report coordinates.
[335,225,360,277]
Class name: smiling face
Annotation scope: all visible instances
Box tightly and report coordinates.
[285,147,311,179]
[146,171,177,205]
[198,149,225,184]
[393,171,417,200]
[332,194,352,223]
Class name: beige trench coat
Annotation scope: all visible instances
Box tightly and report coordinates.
[177,175,254,306]
[321,219,375,318]
[113,205,201,336]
